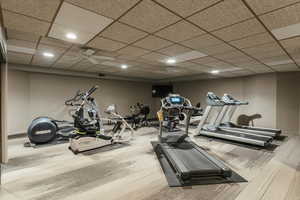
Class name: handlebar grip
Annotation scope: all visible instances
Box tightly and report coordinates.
[65,101,73,106]
[183,106,202,111]
[241,102,249,105]
[194,107,203,111]
[87,85,98,96]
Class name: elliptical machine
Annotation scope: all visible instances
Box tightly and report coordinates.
[26,93,82,146]
[26,117,74,146]
[68,86,134,154]
[26,87,98,146]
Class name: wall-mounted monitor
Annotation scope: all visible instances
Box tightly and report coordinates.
[152,85,173,98]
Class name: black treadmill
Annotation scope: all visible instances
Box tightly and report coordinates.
[153,94,232,186]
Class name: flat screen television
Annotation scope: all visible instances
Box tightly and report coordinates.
[152,85,173,98]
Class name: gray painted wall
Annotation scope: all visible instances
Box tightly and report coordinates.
[276,72,300,135]
[8,69,300,136]
[8,69,155,135]
[174,73,277,129]
[174,72,300,135]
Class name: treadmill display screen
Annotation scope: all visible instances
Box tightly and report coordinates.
[170,97,183,104]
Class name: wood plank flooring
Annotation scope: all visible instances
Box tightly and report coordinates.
[0,127,299,200]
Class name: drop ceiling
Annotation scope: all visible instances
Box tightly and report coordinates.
[2,0,300,81]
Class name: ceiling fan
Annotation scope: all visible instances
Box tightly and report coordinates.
[79,47,115,65]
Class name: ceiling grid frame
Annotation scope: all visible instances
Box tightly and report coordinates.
[152,0,276,72]
[241,0,300,69]
[3,0,300,80]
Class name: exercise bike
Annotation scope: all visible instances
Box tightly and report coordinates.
[68,85,134,154]
[127,102,150,130]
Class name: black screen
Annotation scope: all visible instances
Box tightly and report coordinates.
[152,85,173,98]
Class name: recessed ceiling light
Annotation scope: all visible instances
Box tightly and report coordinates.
[66,32,77,40]
[43,52,54,58]
[211,70,220,74]
[166,58,176,64]
[121,64,128,69]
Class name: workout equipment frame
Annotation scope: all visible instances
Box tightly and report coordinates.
[219,94,281,137]
[68,86,134,154]
[196,92,272,147]
[153,94,232,186]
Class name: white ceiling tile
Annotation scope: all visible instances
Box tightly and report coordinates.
[7,45,36,55]
[66,0,140,19]
[272,63,299,71]
[175,51,207,62]
[263,56,294,66]
[8,51,32,64]
[155,0,221,17]
[7,29,40,43]
[119,0,181,33]
[2,0,61,22]
[49,2,113,44]
[272,23,300,40]
[49,24,95,44]
[101,61,123,68]
[3,10,50,36]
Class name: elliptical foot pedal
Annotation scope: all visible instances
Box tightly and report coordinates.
[69,136,112,154]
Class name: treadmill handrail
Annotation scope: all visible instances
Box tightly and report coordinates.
[206,92,225,106]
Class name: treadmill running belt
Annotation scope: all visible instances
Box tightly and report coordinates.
[218,129,271,142]
[151,142,247,186]
[162,143,220,173]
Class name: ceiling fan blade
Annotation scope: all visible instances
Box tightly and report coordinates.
[81,54,99,64]
[92,55,115,60]
[87,57,99,64]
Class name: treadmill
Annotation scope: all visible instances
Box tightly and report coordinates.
[219,94,281,137]
[196,92,272,147]
[153,94,232,186]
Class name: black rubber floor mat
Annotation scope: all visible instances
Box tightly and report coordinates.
[151,141,247,187]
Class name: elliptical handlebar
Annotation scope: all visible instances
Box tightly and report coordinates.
[64,85,99,107]
[65,90,84,106]
[86,85,98,98]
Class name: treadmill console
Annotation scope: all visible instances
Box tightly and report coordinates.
[221,94,236,105]
[206,92,225,106]
[170,96,184,104]
[222,94,248,105]
[162,94,191,108]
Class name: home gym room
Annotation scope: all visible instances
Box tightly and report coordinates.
[1,0,300,200]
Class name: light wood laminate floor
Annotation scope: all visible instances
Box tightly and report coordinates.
[1,127,299,200]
